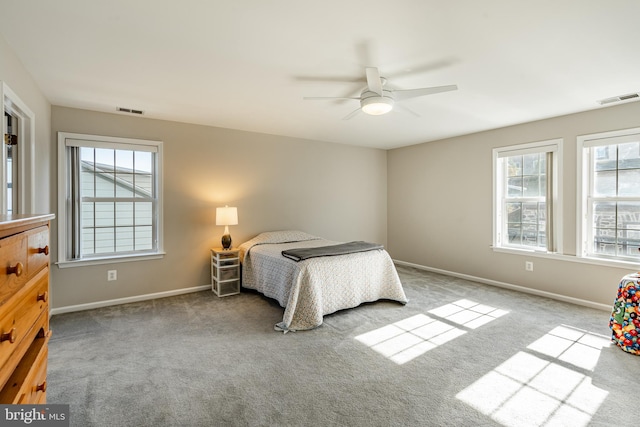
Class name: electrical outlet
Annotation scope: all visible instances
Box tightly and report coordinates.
[107,270,117,281]
[525,261,534,272]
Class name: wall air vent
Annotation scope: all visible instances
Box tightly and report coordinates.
[116,107,144,115]
[597,92,640,105]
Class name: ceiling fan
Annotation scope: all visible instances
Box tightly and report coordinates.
[303,67,457,120]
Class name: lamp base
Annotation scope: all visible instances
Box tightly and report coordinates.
[221,233,232,250]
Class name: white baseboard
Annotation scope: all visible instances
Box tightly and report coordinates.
[393,260,611,312]
[50,285,211,316]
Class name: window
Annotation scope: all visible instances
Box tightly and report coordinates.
[57,133,163,266]
[493,139,562,252]
[578,128,640,262]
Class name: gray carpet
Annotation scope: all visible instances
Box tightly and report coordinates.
[47,265,638,427]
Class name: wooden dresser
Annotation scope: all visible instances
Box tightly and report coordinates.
[0,214,54,404]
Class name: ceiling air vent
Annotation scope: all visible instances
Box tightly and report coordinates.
[597,92,640,105]
[116,107,144,115]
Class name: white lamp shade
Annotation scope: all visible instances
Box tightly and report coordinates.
[216,206,238,226]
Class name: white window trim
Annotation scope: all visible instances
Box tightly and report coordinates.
[1,81,35,214]
[576,126,640,263]
[57,132,165,268]
[492,138,563,254]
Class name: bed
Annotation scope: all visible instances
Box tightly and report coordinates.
[238,230,408,332]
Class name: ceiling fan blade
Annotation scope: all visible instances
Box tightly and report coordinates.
[395,104,421,118]
[393,84,458,101]
[365,67,383,96]
[342,108,362,120]
[294,75,363,84]
[303,96,360,100]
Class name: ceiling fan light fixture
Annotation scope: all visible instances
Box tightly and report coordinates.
[361,96,394,115]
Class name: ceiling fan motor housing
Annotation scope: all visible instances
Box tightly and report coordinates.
[360,90,394,115]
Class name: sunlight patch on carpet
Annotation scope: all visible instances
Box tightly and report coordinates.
[456,326,610,427]
[526,325,609,371]
[355,300,508,364]
[428,299,509,329]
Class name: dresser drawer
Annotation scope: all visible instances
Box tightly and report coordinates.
[0,232,28,305]
[0,267,49,388]
[0,325,50,404]
[0,225,49,306]
[27,226,50,279]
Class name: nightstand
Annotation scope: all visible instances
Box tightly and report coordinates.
[210,247,240,297]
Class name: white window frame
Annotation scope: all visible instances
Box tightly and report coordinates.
[577,127,640,264]
[57,132,164,267]
[493,139,563,254]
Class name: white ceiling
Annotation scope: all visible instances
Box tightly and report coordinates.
[2,1,640,150]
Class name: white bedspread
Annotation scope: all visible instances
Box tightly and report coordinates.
[238,231,408,331]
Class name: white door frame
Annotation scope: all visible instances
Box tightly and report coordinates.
[1,81,35,214]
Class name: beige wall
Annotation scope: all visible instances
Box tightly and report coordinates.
[51,107,388,309]
[388,101,640,307]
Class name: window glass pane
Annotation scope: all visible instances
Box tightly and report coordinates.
[115,227,134,252]
[134,226,153,250]
[135,202,153,226]
[81,202,94,227]
[594,146,615,171]
[80,170,95,198]
[617,202,640,229]
[522,223,539,247]
[115,176,134,197]
[522,202,539,223]
[95,202,114,227]
[538,202,547,247]
[116,202,134,226]
[81,228,94,255]
[618,169,640,197]
[506,202,521,223]
[593,170,617,197]
[135,151,153,174]
[135,174,153,197]
[591,200,640,258]
[95,148,115,171]
[508,224,522,245]
[593,230,617,256]
[116,150,133,170]
[617,202,640,257]
[523,176,541,197]
[95,173,115,197]
[507,177,522,197]
[507,156,522,176]
[80,147,94,164]
[618,142,640,169]
[523,153,544,175]
[593,201,616,229]
[94,227,115,253]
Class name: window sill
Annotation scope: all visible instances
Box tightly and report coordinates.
[56,251,166,269]
[491,246,640,271]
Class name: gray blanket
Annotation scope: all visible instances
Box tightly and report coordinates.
[281,241,383,262]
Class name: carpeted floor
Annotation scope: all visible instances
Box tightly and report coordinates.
[47,265,638,427]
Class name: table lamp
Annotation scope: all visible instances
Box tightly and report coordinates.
[216,205,238,249]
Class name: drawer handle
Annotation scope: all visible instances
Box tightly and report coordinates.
[7,262,23,277]
[1,328,16,344]
[37,291,48,303]
[38,245,49,256]
[35,381,47,393]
